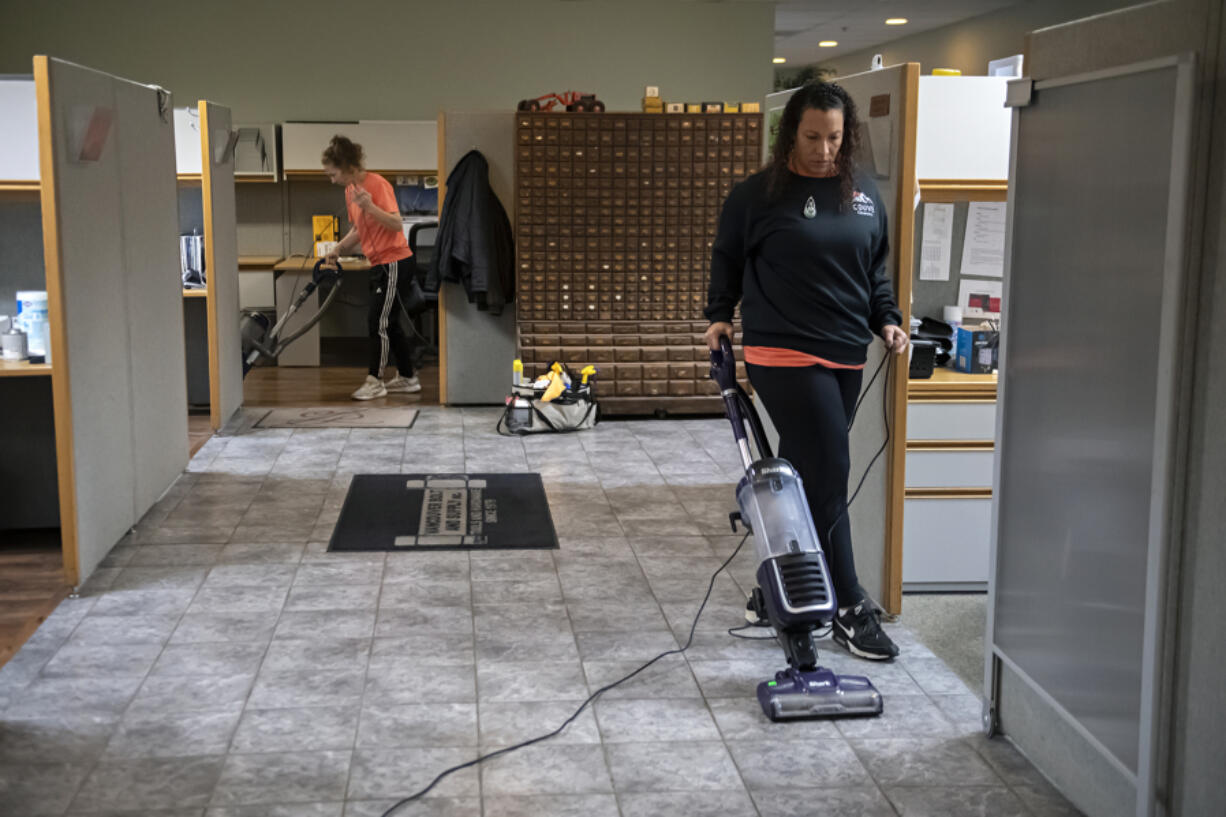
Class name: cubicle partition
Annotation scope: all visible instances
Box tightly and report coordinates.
[986,54,1195,817]
[834,64,919,614]
[761,65,919,613]
[34,56,188,585]
[436,111,517,405]
[200,101,243,429]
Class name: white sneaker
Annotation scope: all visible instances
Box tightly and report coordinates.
[351,375,387,400]
[385,375,422,394]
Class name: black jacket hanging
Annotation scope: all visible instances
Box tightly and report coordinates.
[427,150,515,314]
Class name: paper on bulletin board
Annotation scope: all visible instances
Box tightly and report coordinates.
[960,202,1007,277]
[919,203,954,281]
[959,277,1003,319]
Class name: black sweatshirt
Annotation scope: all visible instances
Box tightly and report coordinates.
[705,168,902,366]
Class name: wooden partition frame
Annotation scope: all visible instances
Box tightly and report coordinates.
[34,58,77,585]
[437,113,448,404]
[200,101,243,429]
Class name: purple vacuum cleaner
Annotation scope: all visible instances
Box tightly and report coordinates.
[710,337,883,721]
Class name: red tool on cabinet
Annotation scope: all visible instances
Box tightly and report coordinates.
[516,92,605,112]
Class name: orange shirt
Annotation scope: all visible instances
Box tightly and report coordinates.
[744,345,866,370]
[345,172,412,265]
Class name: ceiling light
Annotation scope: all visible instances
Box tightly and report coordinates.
[773,57,787,64]
[819,41,838,48]
[886,17,908,25]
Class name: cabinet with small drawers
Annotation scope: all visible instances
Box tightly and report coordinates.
[514,112,761,413]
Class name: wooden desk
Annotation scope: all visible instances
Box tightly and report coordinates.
[909,367,997,401]
[238,255,283,269]
[274,256,372,273]
[0,359,54,377]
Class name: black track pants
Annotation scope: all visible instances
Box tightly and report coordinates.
[746,362,866,607]
[367,258,416,379]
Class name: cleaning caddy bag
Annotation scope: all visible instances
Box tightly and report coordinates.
[497,362,600,435]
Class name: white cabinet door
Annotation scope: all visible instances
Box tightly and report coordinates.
[916,76,1011,180]
[905,449,995,489]
[238,271,275,309]
[907,401,997,441]
[902,496,992,588]
[0,79,38,182]
[174,107,202,175]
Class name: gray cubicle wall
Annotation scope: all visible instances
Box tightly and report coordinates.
[440,111,516,405]
[115,78,190,518]
[988,56,1194,817]
[39,57,189,583]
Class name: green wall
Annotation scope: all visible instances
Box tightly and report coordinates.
[0,0,773,121]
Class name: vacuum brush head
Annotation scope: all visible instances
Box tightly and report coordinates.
[758,667,883,721]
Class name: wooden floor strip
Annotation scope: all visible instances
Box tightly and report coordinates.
[0,539,68,668]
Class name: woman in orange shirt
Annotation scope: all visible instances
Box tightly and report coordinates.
[322,135,421,400]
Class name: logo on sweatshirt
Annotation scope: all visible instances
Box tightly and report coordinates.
[852,190,875,217]
[803,196,817,218]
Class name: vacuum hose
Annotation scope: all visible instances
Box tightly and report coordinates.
[272,260,344,350]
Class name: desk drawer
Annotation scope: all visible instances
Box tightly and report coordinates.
[239,271,275,309]
[905,449,995,489]
[902,496,992,588]
[907,401,997,441]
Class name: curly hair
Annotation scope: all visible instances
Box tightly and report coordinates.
[322,135,364,171]
[767,81,861,208]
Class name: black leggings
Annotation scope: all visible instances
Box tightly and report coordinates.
[747,362,866,607]
[368,258,416,378]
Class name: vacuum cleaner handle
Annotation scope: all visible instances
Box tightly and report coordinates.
[710,336,747,444]
[710,336,774,468]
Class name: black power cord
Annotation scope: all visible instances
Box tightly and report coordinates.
[379,532,751,817]
[379,346,898,814]
[826,350,894,551]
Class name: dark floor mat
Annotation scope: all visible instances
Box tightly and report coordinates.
[328,473,558,551]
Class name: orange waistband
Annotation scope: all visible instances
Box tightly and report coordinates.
[743,346,866,370]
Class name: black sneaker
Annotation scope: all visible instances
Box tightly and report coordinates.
[833,600,900,660]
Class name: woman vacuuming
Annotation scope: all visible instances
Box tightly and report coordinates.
[705,82,909,660]
[322,135,421,400]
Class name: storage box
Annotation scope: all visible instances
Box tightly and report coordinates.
[955,326,999,373]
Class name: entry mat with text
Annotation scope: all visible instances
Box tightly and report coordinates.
[328,473,559,552]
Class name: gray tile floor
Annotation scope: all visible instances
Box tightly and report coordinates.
[0,408,1081,816]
